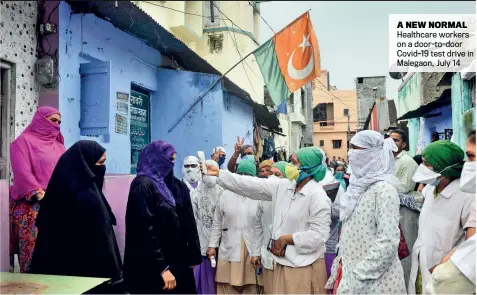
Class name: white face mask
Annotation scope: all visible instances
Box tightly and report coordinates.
[182,156,201,184]
[412,164,442,185]
[460,161,476,193]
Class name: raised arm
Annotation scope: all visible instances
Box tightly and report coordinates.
[217,170,282,202]
[353,185,400,280]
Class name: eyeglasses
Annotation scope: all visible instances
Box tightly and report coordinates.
[49,118,61,125]
[184,164,198,169]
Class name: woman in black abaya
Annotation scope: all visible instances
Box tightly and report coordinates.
[30,140,123,291]
[123,140,201,294]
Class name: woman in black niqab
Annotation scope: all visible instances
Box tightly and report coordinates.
[30,140,123,289]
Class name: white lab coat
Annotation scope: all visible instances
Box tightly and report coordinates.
[208,189,259,262]
[217,170,331,268]
[451,235,476,285]
[408,179,474,294]
[425,235,476,294]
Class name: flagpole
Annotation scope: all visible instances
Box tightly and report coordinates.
[167,9,312,133]
[167,50,256,133]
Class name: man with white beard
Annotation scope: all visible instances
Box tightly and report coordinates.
[182,156,202,190]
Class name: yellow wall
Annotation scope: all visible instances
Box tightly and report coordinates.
[134,1,265,104]
[312,71,358,161]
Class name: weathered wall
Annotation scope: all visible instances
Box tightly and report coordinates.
[59,2,162,173]
[407,118,420,157]
[451,73,474,150]
[420,72,450,105]
[0,1,40,137]
[397,73,421,119]
[1,1,41,271]
[356,76,386,129]
[221,92,254,162]
[152,68,224,177]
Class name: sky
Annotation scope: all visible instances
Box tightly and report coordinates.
[259,1,475,100]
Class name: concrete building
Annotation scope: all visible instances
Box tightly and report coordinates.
[56,1,282,177]
[134,1,265,104]
[397,71,475,156]
[356,76,387,130]
[312,71,358,161]
[0,0,49,272]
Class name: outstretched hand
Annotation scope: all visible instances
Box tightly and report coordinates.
[200,162,220,177]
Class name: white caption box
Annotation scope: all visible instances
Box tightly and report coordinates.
[389,14,476,72]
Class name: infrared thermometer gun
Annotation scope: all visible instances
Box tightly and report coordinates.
[197,151,207,175]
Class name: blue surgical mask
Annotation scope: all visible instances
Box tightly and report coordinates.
[334,171,344,179]
[218,155,226,167]
[296,170,311,183]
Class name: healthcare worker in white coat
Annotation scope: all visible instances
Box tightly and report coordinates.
[425,130,476,294]
[408,140,474,294]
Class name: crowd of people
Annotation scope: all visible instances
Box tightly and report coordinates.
[7,106,476,294]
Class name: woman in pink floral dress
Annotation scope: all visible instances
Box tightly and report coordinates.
[9,106,65,272]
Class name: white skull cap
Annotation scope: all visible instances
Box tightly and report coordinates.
[212,146,226,155]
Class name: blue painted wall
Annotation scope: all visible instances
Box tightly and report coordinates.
[153,68,224,177]
[420,105,453,148]
[221,92,254,163]
[59,2,161,173]
[58,2,254,177]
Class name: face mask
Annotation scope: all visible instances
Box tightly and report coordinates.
[412,164,441,185]
[218,155,226,167]
[334,172,344,179]
[460,161,476,193]
[284,165,299,181]
[296,169,311,183]
[203,175,217,187]
[92,165,106,189]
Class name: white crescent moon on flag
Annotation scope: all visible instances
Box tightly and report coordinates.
[287,35,314,80]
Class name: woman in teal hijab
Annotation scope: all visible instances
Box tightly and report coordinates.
[204,146,331,294]
[334,164,347,191]
[269,161,299,181]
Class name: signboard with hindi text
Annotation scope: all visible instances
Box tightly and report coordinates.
[130,88,150,174]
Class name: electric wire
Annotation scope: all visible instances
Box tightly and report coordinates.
[213,2,259,97]
[142,1,227,21]
[248,1,276,34]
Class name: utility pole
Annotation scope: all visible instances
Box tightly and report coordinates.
[347,114,351,151]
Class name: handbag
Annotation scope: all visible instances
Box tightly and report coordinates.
[398,224,410,260]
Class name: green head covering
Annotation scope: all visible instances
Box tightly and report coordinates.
[422,140,465,178]
[271,161,288,176]
[295,146,326,182]
[237,160,257,177]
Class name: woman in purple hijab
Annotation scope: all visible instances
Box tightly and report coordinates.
[123,140,201,294]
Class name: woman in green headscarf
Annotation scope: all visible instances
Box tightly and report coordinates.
[269,161,299,181]
[205,146,331,294]
[409,140,475,294]
[206,160,263,294]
